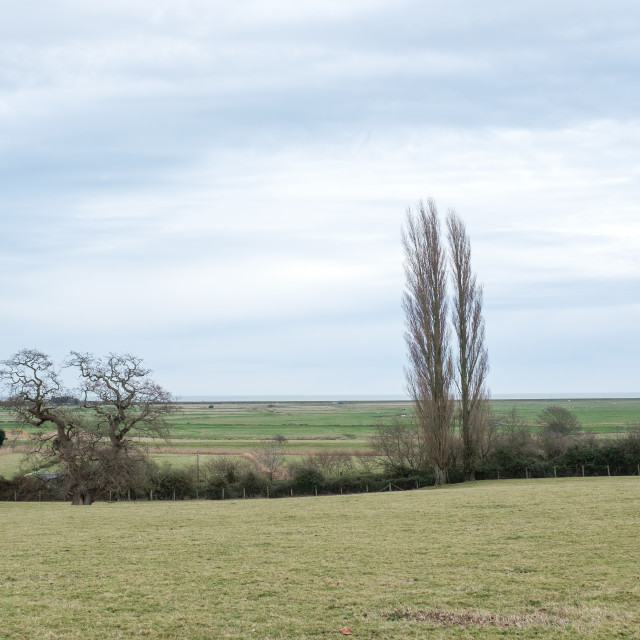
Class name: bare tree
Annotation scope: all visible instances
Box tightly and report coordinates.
[67,352,175,447]
[403,200,454,484]
[447,211,490,480]
[302,450,355,478]
[255,437,287,481]
[0,349,94,504]
[0,349,175,505]
[369,418,426,475]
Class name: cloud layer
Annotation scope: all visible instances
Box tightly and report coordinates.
[1,1,638,395]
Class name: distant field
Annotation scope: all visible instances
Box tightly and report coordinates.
[491,398,640,432]
[165,400,413,439]
[1,478,638,639]
[1,399,638,476]
[167,398,640,437]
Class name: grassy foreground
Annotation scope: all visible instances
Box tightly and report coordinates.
[2,478,639,639]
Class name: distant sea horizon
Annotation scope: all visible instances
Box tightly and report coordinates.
[176,392,640,402]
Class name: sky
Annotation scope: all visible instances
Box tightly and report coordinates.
[1,1,639,397]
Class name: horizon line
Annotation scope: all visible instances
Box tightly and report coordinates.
[175,392,640,402]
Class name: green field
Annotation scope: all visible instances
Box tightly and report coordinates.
[1,477,638,639]
[0,452,24,478]
[2,399,639,476]
[167,399,640,437]
[165,401,413,439]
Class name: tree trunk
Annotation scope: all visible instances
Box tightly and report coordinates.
[71,489,93,505]
[434,465,447,485]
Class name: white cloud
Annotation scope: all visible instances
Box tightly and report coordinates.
[1,2,639,394]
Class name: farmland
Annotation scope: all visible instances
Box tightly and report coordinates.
[1,477,639,639]
[1,399,639,477]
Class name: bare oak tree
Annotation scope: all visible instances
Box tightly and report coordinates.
[0,349,94,503]
[68,352,175,447]
[447,211,490,480]
[403,200,454,484]
[0,349,175,505]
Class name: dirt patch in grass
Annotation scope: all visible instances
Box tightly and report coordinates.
[383,607,569,628]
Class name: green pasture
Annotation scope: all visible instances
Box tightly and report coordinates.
[491,398,640,432]
[0,452,23,478]
[166,401,412,439]
[2,399,639,441]
[168,399,640,438]
[1,477,639,639]
[1,399,638,477]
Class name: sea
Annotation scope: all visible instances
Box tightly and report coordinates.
[176,392,640,402]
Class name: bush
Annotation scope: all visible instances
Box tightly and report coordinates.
[538,406,580,436]
[204,456,249,487]
[481,425,542,475]
[289,463,325,491]
[237,469,267,497]
[0,429,5,447]
[150,463,197,499]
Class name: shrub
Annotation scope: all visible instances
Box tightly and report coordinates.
[150,463,196,499]
[538,406,580,436]
[289,463,325,491]
[204,456,249,486]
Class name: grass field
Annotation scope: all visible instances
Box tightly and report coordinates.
[166,399,640,438]
[0,451,23,478]
[2,399,639,476]
[1,477,639,639]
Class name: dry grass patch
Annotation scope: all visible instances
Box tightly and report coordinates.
[382,606,570,627]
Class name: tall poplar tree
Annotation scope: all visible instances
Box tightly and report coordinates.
[402,200,454,484]
[447,211,489,480]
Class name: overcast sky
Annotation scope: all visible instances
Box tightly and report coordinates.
[1,1,638,397]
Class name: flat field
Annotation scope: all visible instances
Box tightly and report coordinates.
[167,398,640,438]
[1,477,639,639]
[1,399,639,475]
